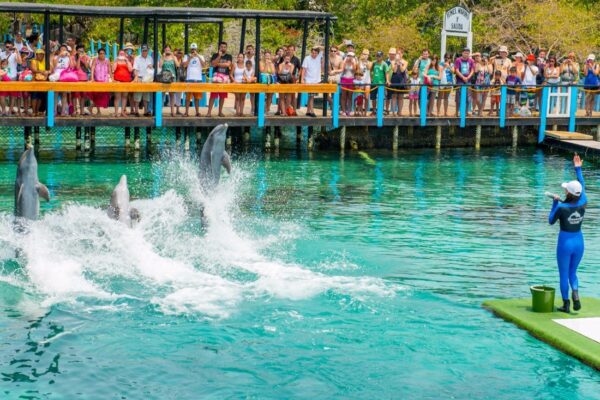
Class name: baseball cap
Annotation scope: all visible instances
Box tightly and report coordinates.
[376,51,383,57]
[587,54,595,61]
[527,54,536,62]
[463,47,470,53]
[141,44,149,51]
[190,43,198,50]
[562,180,582,196]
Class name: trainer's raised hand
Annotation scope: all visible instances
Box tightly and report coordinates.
[574,154,583,168]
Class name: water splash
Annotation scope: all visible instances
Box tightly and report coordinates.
[0,154,396,319]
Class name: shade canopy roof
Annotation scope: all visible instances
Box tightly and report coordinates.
[0,2,335,20]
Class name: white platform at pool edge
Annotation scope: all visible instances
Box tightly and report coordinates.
[553,317,600,344]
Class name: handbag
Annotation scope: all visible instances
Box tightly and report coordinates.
[159,70,175,83]
[59,68,79,82]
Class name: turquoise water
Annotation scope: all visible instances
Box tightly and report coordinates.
[1,143,599,399]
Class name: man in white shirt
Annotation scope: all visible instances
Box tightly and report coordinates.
[301,47,323,117]
[182,43,205,116]
[522,53,539,109]
[133,44,154,116]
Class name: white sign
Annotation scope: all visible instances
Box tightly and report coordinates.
[444,6,471,34]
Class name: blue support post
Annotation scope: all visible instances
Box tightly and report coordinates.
[332,86,340,128]
[538,86,549,143]
[47,91,55,127]
[90,39,95,55]
[300,92,308,108]
[377,85,384,127]
[113,42,118,61]
[105,42,109,60]
[155,92,163,127]
[459,85,467,128]
[569,86,578,132]
[499,86,507,128]
[419,85,428,127]
[257,91,266,128]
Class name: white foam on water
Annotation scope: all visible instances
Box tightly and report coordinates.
[0,155,397,318]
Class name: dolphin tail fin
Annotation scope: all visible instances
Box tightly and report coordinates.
[222,152,232,174]
[36,183,50,201]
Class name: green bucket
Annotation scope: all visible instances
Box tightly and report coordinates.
[530,285,555,313]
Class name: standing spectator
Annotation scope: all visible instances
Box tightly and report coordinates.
[260,49,276,114]
[491,46,512,80]
[301,46,323,117]
[489,70,503,116]
[328,45,343,84]
[133,44,154,116]
[244,44,256,112]
[16,48,31,116]
[357,49,372,87]
[207,41,232,117]
[30,48,48,117]
[73,44,91,116]
[183,43,204,117]
[124,43,136,113]
[389,49,408,116]
[112,50,133,117]
[90,47,111,115]
[232,53,246,116]
[158,46,180,117]
[425,55,441,116]
[438,53,454,117]
[14,32,31,53]
[0,58,10,116]
[369,51,390,116]
[340,51,357,116]
[412,49,431,83]
[277,54,296,116]
[1,40,22,116]
[545,56,561,114]
[521,54,539,110]
[385,47,397,113]
[286,45,301,113]
[535,49,547,109]
[454,48,474,117]
[513,52,525,79]
[583,54,599,117]
[50,44,72,116]
[505,66,521,117]
[560,52,580,85]
[408,70,420,117]
[173,48,185,115]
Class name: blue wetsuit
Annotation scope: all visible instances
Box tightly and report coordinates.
[548,166,587,300]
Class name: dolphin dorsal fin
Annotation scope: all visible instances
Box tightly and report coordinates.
[36,183,50,201]
[222,152,231,174]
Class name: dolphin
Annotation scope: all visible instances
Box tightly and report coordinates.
[199,123,232,188]
[14,148,49,220]
[107,175,140,227]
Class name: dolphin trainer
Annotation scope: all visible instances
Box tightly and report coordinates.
[14,148,49,220]
[107,175,140,227]
[199,124,232,188]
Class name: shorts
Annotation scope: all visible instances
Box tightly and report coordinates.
[370,88,381,101]
[507,94,516,105]
[186,79,203,100]
[409,92,418,101]
[210,72,230,100]
[31,91,45,100]
[340,76,354,90]
[134,92,151,102]
[210,92,228,100]
[355,95,364,106]
[491,95,500,105]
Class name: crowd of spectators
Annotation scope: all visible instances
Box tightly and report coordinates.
[1,32,599,118]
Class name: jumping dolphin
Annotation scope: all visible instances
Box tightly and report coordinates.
[199,124,232,188]
[107,175,140,227]
[14,147,49,220]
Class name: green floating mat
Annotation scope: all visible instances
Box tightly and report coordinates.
[483,297,600,370]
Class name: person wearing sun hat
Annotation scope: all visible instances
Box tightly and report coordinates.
[491,45,512,80]
[548,154,588,313]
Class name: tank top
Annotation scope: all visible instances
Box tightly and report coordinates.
[584,65,599,88]
[55,55,70,73]
[342,62,354,79]
[358,61,371,84]
[161,59,177,77]
[233,64,245,83]
[428,67,440,85]
[114,62,131,82]
[390,62,406,84]
[94,58,109,82]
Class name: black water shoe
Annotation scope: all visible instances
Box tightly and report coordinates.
[572,290,581,311]
[558,299,570,313]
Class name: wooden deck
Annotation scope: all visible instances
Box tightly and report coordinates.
[543,130,600,157]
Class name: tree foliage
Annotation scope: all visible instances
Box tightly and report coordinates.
[1,0,599,59]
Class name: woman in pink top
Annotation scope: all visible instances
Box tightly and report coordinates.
[90,48,112,115]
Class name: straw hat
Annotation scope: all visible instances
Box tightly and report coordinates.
[124,42,134,50]
[388,47,397,55]
[498,45,508,53]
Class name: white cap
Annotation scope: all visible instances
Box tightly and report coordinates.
[562,180,582,196]
[514,52,523,59]
[587,54,595,61]
[190,43,198,50]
